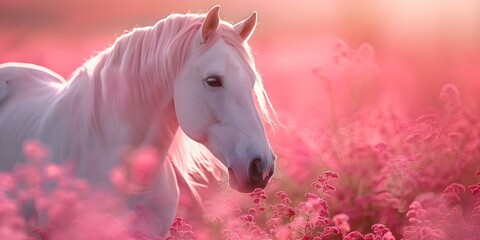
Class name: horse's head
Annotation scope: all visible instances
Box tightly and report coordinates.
[173,6,276,193]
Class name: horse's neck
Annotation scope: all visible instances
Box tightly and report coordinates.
[38,67,178,183]
[63,65,178,150]
[85,25,187,147]
[47,21,193,164]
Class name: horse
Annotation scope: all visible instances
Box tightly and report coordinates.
[0,5,277,236]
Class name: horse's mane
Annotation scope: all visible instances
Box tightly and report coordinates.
[70,12,277,200]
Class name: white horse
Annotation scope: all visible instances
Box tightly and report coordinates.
[0,6,276,236]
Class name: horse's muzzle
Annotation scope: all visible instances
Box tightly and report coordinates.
[228,157,274,193]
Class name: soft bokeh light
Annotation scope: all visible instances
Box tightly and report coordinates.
[1,1,480,239]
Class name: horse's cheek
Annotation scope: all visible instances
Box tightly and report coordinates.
[174,85,210,141]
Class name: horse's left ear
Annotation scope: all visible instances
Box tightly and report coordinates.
[201,5,220,43]
[234,11,257,41]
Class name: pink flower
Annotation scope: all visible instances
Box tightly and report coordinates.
[22,139,50,162]
[240,214,254,223]
[333,213,351,233]
[266,217,282,228]
[127,147,161,187]
[441,183,466,205]
[439,84,461,113]
[285,207,296,217]
[371,224,390,236]
[344,231,365,240]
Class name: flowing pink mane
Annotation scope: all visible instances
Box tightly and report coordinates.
[66,12,276,197]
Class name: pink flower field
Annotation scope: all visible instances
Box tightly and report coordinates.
[1,1,480,239]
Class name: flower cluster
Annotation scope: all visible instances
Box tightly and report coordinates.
[1,100,480,239]
[400,176,480,240]
[204,171,343,240]
[0,141,197,240]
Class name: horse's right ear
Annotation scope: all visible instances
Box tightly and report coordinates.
[233,11,257,41]
[201,5,220,44]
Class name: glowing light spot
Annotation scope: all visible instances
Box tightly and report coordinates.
[48,82,67,92]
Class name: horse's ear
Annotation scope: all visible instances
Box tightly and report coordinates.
[201,5,220,43]
[234,11,257,41]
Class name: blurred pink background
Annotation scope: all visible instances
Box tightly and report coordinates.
[2,1,480,238]
[2,0,479,125]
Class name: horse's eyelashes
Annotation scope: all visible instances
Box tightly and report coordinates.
[205,76,223,87]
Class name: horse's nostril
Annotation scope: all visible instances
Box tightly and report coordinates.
[248,158,262,182]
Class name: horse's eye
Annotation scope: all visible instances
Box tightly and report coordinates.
[205,76,223,87]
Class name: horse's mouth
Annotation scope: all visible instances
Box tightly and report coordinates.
[227,168,243,192]
[228,168,268,193]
